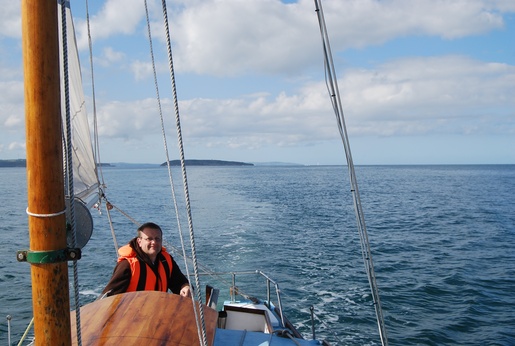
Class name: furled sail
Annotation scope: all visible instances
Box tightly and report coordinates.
[58,0,99,207]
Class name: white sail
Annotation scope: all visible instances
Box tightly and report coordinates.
[58,0,99,207]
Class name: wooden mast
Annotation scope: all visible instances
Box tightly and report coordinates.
[21,0,72,344]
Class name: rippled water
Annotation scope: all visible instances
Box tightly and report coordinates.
[1,165,514,345]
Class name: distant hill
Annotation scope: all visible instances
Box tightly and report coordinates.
[161,159,253,167]
[2,159,305,169]
[0,159,117,168]
[0,159,26,167]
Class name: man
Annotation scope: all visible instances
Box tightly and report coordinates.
[101,222,191,297]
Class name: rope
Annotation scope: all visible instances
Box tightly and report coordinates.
[103,197,140,225]
[145,0,211,345]
[313,1,388,345]
[283,331,302,346]
[25,208,66,218]
[157,1,209,344]
[16,317,34,346]
[59,1,82,345]
[142,1,208,343]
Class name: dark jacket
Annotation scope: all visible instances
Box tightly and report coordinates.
[101,237,189,297]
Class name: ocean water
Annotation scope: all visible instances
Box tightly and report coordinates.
[0,165,514,345]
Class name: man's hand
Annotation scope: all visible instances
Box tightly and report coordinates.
[180,285,191,298]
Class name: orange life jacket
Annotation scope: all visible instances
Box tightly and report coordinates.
[117,245,174,292]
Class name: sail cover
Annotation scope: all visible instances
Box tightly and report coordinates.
[58,0,99,206]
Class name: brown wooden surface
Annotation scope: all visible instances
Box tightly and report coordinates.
[71,291,218,346]
[22,0,71,344]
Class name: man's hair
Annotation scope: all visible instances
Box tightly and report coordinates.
[137,222,162,237]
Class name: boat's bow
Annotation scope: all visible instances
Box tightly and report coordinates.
[71,291,218,346]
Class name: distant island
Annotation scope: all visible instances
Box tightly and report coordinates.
[0,159,117,168]
[0,159,26,167]
[161,159,253,167]
[0,159,254,168]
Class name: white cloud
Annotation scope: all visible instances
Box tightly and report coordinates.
[130,60,151,80]
[95,98,168,139]
[92,55,514,153]
[1,0,514,164]
[4,115,23,128]
[169,0,318,76]
[8,142,25,151]
[316,0,513,49]
[336,56,515,135]
[164,0,513,76]
[0,2,21,39]
[74,0,145,50]
[0,81,24,133]
[101,47,126,66]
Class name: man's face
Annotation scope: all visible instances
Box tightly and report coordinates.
[137,227,162,261]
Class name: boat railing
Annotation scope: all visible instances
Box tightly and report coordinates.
[194,270,286,329]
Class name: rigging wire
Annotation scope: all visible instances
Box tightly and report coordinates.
[313,1,389,345]
[59,1,82,345]
[144,0,208,344]
[161,4,209,342]
[103,200,120,256]
[84,0,119,257]
[85,1,105,190]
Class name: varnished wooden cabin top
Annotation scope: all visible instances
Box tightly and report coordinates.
[70,291,218,346]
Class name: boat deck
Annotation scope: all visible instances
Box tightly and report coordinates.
[70,291,324,345]
[214,328,322,345]
[71,291,218,345]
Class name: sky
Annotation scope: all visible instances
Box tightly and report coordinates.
[1,0,514,165]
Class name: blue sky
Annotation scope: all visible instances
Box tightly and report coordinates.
[1,0,514,165]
